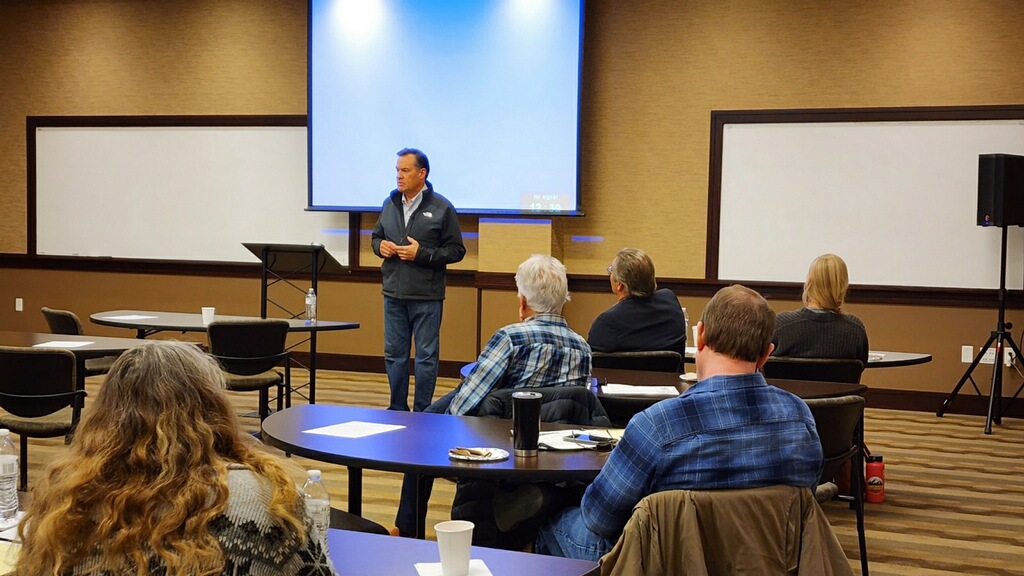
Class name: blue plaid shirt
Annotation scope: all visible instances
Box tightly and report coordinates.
[580,372,823,538]
[447,313,592,416]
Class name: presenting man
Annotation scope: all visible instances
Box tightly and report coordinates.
[534,284,824,561]
[372,148,465,412]
[394,254,592,537]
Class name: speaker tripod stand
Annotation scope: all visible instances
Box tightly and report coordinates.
[938,224,1024,434]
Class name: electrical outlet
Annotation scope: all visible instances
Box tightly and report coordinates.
[14,298,22,312]
[1005,347,1017,367]
[981,348,997,365]
[961,345,973,363]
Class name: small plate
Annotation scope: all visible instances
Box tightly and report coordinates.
[448,447,510,462]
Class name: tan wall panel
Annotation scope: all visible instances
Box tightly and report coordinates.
[478,221,552,273]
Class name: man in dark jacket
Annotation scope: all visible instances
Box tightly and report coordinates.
[371,148,465,412]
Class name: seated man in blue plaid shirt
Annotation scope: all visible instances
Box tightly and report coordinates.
[534,284,824,561]
[394,254,592,537]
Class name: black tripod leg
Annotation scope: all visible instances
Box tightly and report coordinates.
[939,332,997,417]
[985,332,1005,434]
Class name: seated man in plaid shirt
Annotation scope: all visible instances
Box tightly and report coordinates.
[394,254,592,537]
[534,284,824,561]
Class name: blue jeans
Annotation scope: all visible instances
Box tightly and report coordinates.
[384,297,443,412]
[535,506,617,562]
[395,390,456,536]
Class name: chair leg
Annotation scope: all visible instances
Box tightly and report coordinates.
[285,361,292,409]
[259,388,270,422]
[855,417,869,576]
[18,435,27,493]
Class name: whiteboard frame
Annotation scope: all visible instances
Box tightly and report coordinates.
[28,116,350,266]
[707,107,1024,291]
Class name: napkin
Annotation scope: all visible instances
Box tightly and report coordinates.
[414,559,493,576]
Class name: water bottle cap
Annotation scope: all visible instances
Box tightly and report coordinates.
[0,455,16,475]
[307,469,322,480]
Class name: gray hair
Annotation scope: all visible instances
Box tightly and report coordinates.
[515,254,570,314]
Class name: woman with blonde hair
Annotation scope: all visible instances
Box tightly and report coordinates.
[772,253,869,363]
[16,340,336,576]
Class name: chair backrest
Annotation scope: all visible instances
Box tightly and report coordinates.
[0,346,83,418]
[40,307,85,336]
[763,356,864,383]
[599,485,853,576]
[207,319,290,376]
[592,350,682,373]
[803,395,865,485]
[476,385,611,426]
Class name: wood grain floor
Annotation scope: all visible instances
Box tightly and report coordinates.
[16,370,1024,575]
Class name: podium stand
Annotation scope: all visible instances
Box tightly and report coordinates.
[243,242,346,319]
[243,242,347,403]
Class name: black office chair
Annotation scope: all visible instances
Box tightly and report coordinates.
[592,350,683,373]
[0,346,87,491]
[763,357,865,384]
[805,395,868,576]
[206,319,291,423]
[40,306,117,377]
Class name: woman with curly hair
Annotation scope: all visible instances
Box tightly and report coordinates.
[15,340,337,576]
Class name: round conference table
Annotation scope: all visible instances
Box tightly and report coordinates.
[261,404,610,539]
[91,309,359,403]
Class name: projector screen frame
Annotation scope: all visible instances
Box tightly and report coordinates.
[305,0,587,217]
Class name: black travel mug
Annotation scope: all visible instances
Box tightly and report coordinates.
[512,391,542,457]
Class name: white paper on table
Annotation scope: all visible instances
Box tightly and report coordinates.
[0,511,25,542]
[32,341,92,349]
[869,352,885,361]
[602,383,679,397]
[415,559,493,576]
[100,315,158,320]
[302,421,405,438]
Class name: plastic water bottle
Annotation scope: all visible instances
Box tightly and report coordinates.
[0,429,19,519]
[301,469,331,553]
[681,307,689,346]
[305,288,317,324]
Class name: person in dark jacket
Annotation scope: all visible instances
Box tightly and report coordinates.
[588,248,686,355]
[371,148,465,412]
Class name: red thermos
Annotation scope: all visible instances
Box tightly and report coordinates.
[865,455,885,503]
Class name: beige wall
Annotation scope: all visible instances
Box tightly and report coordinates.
[4,1,1024,396]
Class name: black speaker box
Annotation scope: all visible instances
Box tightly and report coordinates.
[978,153,1024,227]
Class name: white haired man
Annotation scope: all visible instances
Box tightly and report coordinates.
[394,254,592,537]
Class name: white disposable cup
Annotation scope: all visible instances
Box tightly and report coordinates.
[692,325,699,348]
[201,307,216,325]
[435,520,474,576]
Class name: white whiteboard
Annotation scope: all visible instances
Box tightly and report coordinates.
[719,120,1024,289]
[35,126,349,264]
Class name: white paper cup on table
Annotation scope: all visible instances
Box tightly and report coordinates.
[201,307,216,325]
[435,520,474,576]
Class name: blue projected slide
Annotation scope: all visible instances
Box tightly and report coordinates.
[309,0,583,214]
